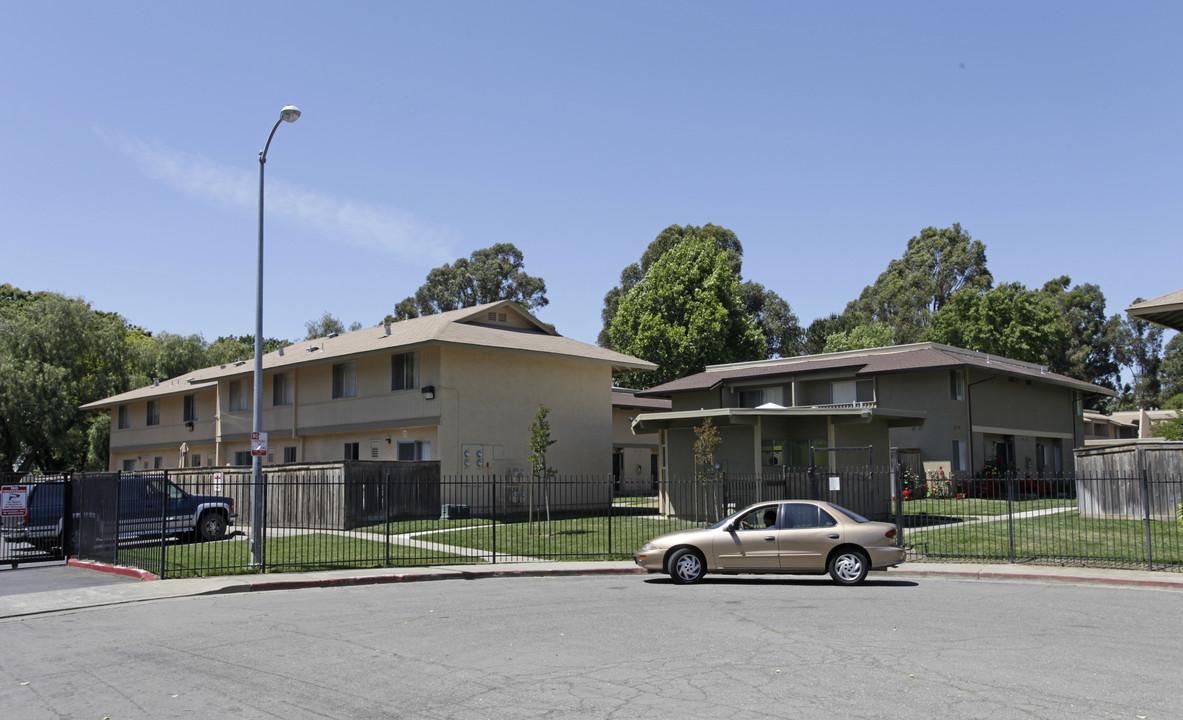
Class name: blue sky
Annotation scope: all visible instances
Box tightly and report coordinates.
[2,2,1179,350]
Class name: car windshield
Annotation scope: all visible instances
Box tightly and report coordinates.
[825,502,869,523]
[706,508,749,530]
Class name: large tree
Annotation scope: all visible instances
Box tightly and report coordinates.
[599,224,800,358]
[305,312,361,340]
[1159,333,1183,407]
[607,234,766,388]
[391,243,547,320]
[129,331,210,388]
[1114,300,1166,410]
[0,289,135,472]
[1038,277,1123,397]
[926,282,1067,365]
[823,323,894,353]
[846,224,992,344]
[803,312,858,356]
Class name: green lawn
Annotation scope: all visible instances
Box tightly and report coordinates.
[366,515,704,561]
[117,533,478,579]
[902,496,1076,519]
[905,511,1183,566]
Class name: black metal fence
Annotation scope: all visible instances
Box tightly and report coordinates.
[900,471,1183,572]
[3,465,1182,577]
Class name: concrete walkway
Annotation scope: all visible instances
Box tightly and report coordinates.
[2,558,1181,621]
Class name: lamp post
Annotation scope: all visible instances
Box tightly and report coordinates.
[252,105,301,567]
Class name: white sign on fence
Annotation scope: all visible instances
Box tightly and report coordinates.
[1,485,29,519]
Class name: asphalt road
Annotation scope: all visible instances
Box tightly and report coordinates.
[1,572,1179,720]
[0,564,139,596]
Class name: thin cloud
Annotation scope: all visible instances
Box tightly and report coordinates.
[100,130,456,266]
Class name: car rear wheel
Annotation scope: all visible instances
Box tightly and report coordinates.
[197,512,226,542]
[828,548,869,585]
[668,548,705,584]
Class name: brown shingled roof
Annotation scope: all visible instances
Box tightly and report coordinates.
[636,343,1114,397]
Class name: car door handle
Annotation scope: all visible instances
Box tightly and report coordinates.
[765,536,776,541]
[828,534,840,539]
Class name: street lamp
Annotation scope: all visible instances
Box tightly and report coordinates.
[252,105,300,567]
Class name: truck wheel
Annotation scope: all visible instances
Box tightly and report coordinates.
[197,512,227,542]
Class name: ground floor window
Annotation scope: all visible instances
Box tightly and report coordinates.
[951,440,968,473]
[397,441,430,461]
[344,442,360,460]
[234,451,252,466]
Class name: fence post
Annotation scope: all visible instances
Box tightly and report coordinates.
[607,476,613,556]
[491,475,497,565]
[384,473,391,568]
[159,469,168,578]
[1006,474,1015,565]
[1142,468,1153,571]
[890,448,902,548]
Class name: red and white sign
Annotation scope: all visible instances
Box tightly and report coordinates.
[1,485,29,519]
[251,431,269,457]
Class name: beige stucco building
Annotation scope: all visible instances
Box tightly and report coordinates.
[632,343,1116,480]
[610,388,669,495]
[83,301,655,477]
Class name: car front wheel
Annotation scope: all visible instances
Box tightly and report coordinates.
[668,548,705,584]
[828,548,869,585]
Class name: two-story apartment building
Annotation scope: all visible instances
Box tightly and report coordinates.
[83,301,655,477]
[632,343,1115,480]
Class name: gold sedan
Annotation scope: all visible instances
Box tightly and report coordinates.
[634,500,905,585]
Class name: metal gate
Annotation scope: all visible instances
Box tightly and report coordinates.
[1,474,71,569]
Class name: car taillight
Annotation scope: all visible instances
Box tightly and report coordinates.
[884,528,897,539]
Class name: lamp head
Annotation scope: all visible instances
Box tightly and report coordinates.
[280,105,301,123]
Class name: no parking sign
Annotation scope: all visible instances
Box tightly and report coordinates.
[1,485,29,519]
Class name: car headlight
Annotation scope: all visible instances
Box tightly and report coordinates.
[640,541,662,552]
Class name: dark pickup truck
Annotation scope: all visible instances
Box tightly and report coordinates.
[2,474,236,551]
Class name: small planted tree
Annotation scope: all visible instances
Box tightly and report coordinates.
[693,417,722,481]
[526,405,558,536]
[693,418,725,520]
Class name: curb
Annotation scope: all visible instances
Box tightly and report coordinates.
[67,558,158,582]
[242,566,651,593]
[889,566,1183,591]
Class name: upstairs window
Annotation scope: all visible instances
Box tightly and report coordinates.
[950,370,965,401]
[332,362,357,399]
[273,372,294,406]
[229,380,249,412]
[831,380,874,405]
[117,404,130,429]
[391,352,419,391]
[146,400,160,426]
[183,394,198,423]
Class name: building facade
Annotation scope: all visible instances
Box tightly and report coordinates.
[84,302,655,478]
[632,343,1115,481]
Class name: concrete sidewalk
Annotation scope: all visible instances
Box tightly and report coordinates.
[2,560,1181,620]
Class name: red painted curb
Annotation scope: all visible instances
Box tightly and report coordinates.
[67,558,158,582]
